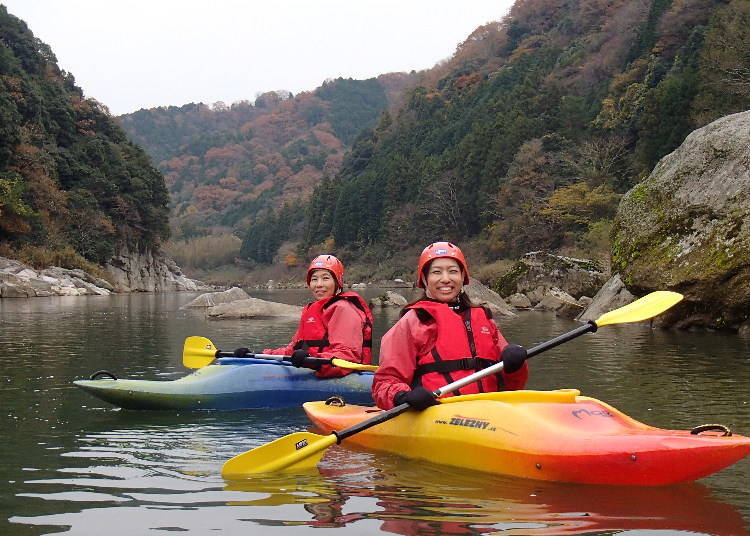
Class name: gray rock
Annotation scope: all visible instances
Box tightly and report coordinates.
[535,287,581,318]
[182,287,250,308]
[0,271,22,284]
[611,110,750,330]
[28,278,55,292]
[206,297,302,319]
[0,281,33,298]
[465,278,516,317]
[508,293,532,309]
[525,286,546,306]
[577,274,636,323]
[40,266,114,292]
[0,258,22,270]
[0,252,203,299]
[369,290,408,308]
[53,285,86,296]
[494,251,607,300]
[32,289,56,297]
[14,268,39,280]
[72,277,111,296]
[105,246,209,292]
[369,279,414,288]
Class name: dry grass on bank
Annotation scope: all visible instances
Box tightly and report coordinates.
[163,233,241,271]
[471,259,516,285]
[0,244,111,281]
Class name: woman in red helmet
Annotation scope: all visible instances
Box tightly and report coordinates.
[371,242,528,409]
[241,254,373,379]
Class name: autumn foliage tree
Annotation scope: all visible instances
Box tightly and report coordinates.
[118,76,413,261]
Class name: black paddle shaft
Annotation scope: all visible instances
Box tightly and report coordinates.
[215,351,331,367]
[334,403,412,443]
[526,320,597,358]
[335,321,598,442]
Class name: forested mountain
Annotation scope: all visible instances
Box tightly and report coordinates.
[0,6,169,270]
[118,74,416,241]
[6,0,745,285]
[241,0,749,279]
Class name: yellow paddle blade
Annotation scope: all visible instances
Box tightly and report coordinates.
[221,432,337,479]
[183,336,218,369]
[330,358,378,371]
[595,291,683,327]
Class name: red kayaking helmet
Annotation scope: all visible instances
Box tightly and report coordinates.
[416,242,469,288]
[306,254,345,288]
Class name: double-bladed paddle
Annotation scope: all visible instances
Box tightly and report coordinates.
[221,290,684,478]
[182,336,378,371]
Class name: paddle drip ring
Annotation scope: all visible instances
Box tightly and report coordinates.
[690,424,732,437]
[325,396,346,407]
[90,370,118,380]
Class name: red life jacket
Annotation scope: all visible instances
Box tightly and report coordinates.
[293,291,373,364]
[406,300,503,395]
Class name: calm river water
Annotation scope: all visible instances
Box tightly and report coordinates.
[1,290,749,535]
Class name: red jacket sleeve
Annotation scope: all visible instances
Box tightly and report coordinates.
[372,311,436,409]
[313,299,366,378]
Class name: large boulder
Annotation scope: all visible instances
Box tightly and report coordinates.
[534,287,583,318]
[611,110,750,330]
[493,252,607,303]
[577,274,636,323]
[182,287,250,308]
[206,297,302,319]
[465,278,516,317]
[369,290,408,308]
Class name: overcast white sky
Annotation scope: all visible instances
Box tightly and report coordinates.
[2,0,514,116]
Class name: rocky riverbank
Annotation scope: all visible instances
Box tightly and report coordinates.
[0,253,210,298]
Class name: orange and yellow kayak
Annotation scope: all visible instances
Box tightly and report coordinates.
[303,389,750,486]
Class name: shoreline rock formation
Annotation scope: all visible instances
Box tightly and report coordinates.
[1,250,209,298]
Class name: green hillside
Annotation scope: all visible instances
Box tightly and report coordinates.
[243,0,749,281]
[0,5,169,270]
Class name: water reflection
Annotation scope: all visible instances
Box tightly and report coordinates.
[223,447,748,535]
[11,403,750,535]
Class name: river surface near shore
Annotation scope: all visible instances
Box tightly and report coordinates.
[1,290,749,535]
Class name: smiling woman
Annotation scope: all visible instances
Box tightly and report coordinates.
[248,254,375,379]
[371,241,529,411]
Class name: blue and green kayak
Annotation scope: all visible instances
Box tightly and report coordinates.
[74,358,374,410]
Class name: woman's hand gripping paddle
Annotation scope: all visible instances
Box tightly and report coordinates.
[221,290,683,478]
[182,336,377,371]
